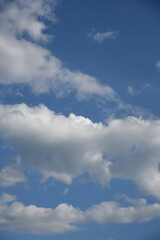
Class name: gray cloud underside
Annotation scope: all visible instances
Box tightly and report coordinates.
[0,193,160,234]
[0,104,160,199]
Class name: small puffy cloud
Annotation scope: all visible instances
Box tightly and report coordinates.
[0,0,116,101]
[1,104,160,199]
[87,29,118,43]
[0,166,26,187]
[0,194,160,234]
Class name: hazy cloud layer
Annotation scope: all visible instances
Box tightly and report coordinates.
[0,193,160,234]
[0,0,116,101]
[0,104,160,199]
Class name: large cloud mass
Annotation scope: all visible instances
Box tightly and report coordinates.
[0,104,160,199]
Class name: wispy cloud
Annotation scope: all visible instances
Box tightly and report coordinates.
[87,29,118,43]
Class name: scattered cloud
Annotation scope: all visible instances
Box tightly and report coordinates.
[0,193,160,234]
[0,104,160,199]
[87,29,118,43]
[0,166,26,187]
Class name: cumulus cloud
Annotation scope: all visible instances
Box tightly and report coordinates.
[0,104,160,199]
[0,166,26,187]
[0,193,160,234]
[87,29,118,43]
[0,0,116,101]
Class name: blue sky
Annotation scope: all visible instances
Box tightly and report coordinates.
[0,0,160,240]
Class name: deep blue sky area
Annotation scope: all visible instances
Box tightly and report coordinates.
[0,0,160,240]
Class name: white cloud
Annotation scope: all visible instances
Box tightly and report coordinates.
[0,0,58,42]
[87,30,118,43]
[0,0,116,101]
[0,104,160,199]
[0,103,111,186]
[85,200,160,224]
[0,193,84,234]
[0,166,26,187]
[0,193,160,234]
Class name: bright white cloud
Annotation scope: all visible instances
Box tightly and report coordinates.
[0,166,26,187]
[0,104,160,199]
[88,30,118,43]
[0,0,116,101]
[0,193,160,234]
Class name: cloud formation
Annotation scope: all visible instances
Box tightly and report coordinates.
[0,104,160,199]
[0,0,116,100]
[0,193,160,234]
